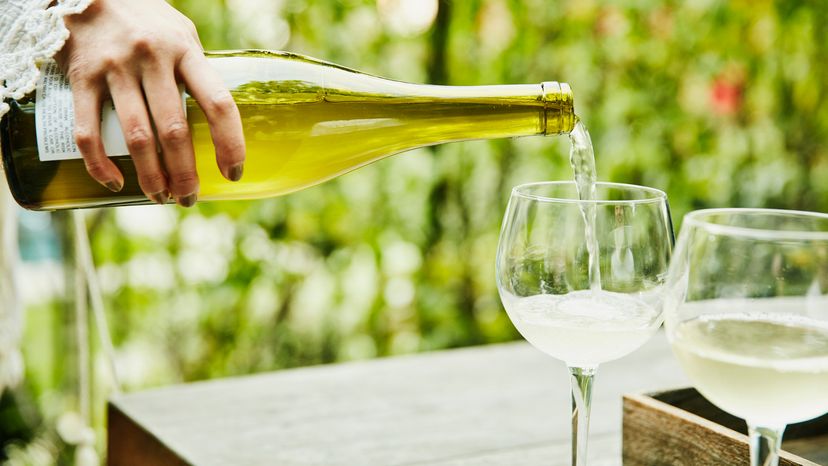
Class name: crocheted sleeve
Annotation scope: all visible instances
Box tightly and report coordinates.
[0,0,93,117]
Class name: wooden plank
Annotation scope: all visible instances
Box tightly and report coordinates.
[647,388,828,463]
[109,332,688,465]
[419,433,619,466]
[107,403,189,466]
[622,393,821,466]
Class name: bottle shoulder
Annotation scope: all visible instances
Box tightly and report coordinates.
[204,49,375,78]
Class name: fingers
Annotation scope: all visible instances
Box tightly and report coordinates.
[107,75,169,205]
[72,84,124,192]
[142,66,199,207]
[179,51,245,182]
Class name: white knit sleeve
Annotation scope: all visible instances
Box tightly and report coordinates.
[0,0,93,117]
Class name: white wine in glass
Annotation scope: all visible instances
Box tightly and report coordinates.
[665,208,828,466]
[496,181,673,466]
[502,290,661,368]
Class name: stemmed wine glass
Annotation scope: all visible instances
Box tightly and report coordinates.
[664,208,828,466]
[496,181,673,465]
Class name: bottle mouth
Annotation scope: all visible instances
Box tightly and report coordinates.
[541,81,575,135]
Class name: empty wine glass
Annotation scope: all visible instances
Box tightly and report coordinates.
[496,181,673,466]
[664,208,828,466]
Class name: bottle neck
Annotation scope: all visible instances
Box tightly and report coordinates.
[319,80,575,138]
[414,82,574,137]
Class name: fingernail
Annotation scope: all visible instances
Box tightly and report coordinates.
[228,163,244,182]
[148,191,169,205]
[104,180,123,192]
[177,193,198,208]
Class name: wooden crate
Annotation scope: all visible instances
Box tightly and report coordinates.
[623,388,828,466]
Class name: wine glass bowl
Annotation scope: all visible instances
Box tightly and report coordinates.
[497,182,673,367]
[663,208,828,465]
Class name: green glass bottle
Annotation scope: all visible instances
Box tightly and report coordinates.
[1,50,574,211]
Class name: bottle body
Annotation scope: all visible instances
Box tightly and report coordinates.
[1,50,574,211]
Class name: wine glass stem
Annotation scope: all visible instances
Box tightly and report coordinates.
[569,366,597,466]
[748,424,785,466]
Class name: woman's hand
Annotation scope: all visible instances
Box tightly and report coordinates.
[56,0,245,207]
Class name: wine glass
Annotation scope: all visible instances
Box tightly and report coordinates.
[664,208,828,466]
[495,181,673,466]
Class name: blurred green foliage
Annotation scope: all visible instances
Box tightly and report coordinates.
[3,0,828,463]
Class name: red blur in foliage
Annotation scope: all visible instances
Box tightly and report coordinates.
[710,76,743,116]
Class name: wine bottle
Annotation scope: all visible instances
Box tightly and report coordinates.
[0,50,574,211]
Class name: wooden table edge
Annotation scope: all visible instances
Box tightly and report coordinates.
[107,401,191,466]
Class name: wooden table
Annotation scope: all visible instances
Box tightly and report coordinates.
[108,331,689,465]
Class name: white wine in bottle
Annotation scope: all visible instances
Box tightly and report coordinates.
[0,50,574,211]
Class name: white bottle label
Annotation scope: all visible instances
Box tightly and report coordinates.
[35,60,130,161]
